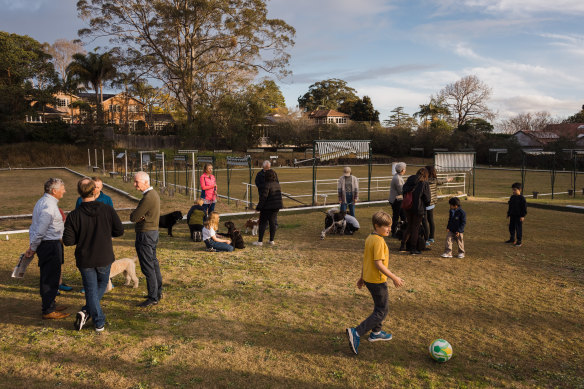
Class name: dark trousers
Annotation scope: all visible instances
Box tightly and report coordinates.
[37,240,62,314]
[79,265,111,328]
[202,202,215,217]
[509,216,523,242]
[258,209,278,242]
[355,282,389,336]
[135,231,162,301]
[390,200,406,235]
[422,208,435,241]
[402,211,423,250]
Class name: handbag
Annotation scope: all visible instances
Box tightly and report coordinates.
[402,191,413,210]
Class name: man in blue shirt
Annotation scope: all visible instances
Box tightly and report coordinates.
[75,177,113,208]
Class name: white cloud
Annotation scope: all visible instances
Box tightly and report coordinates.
[0,0,46,11]
[435,0,584,15]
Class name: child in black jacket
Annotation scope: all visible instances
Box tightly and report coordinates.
[506,182,527,247]
[441,197,466,258]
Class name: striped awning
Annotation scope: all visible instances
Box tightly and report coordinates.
[435,152,475,172]
[315,141,370,161]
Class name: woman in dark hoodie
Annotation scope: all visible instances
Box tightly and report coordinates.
[253,169,283,246]
[400,167,431,255]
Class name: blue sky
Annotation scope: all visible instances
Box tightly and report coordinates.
[2,0,583,124]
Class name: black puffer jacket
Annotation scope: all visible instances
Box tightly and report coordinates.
[63,201,124,268]
[257,181,283,211]
[402,175,431,215]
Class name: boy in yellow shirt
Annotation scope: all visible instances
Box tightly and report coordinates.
[346,211,405,355]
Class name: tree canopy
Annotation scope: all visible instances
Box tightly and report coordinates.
[0,31,59,119]
[297,78,358,111]
[339,95,379,122]
[77,0,295,123]
[438,75,494,127]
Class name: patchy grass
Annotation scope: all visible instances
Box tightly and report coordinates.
[0,187,583,388]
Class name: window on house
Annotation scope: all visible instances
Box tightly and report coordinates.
[128,105,138,113]
[57,98,69,107]
[109,104,121,112]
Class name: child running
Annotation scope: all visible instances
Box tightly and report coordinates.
[346,211,404,355]
[202,212,233,252]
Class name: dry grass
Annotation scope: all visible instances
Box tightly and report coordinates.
[0,173,583,388]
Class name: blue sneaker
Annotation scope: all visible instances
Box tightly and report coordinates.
[346,328,360,354]
[59,284,73,291]
[368,331,393,342]
[428,239,435,243]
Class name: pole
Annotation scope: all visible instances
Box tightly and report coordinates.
[102,149,105,174]
[227,161,230,205]
[521,152,526,194]
[125,150,128,178]
[248,156,252,207]
[162,152,166,187]
[312,141,316,206]
[473,153,476,197]
[192,153,196,200]
[140,152,143,172]
[551,154,556,199]
[88,149,91,166]
[112,149,115,173]
[94,149,97,168]
[368,142,372,202]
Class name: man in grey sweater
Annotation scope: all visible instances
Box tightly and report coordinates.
[131,171,162,308]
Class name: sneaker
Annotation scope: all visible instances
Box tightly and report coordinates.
[95,326,105,333]
[428,239,435,243]
[457,253,465,258]
[441,253,453,258]
[59,284,73,291]
[368,331,393,342]
[253,241,263,246]
[80,288,85,294]
[206,247,216,252]
[346,328,360,355]
[267,241,275,245]
[514,242,522,247]
[425,241,431,247]
[505,239,515,244]
[410,250,421,255]
[74,310,89,331]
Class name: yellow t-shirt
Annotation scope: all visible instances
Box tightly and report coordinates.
[362,233,389,283]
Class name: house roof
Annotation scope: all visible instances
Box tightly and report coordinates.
[543,123,584,139]
[151,113,174,123]
[77,92,144,105]
[512,130,559,147]
[308,109,350,119]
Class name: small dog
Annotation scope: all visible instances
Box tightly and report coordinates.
[224,221,245,249]
[320,209,347,240]
[159,211,183,236]
[395,220,407,241]
[244,218,259,236]
[106,256,139,292]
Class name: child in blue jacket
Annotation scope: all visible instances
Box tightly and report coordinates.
[441,197,466,258]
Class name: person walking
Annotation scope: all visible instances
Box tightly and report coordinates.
[26,178,70,320]
[63,178,124,332]
[130,171,162,308]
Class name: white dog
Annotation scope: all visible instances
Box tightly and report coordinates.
[107,256,139,292]
[320,208,347,240]
[244,218,259,236]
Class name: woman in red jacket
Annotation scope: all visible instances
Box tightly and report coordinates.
[200,163,217,217]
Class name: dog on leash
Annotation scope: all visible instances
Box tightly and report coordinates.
[106,256,139,292]
[224,221,245,249]
[320,209,347,240]
[159,211,183,236]
[244,218,259,236]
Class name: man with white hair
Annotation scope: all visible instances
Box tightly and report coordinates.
[338,166,359,217]
[130,171,162,308]
[389,162,407,238]
[26,178,70,320]
[255,160,273,195]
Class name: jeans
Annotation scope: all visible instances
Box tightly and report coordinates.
[509,216,523,242]
[202,202,215,217]
[355,282,389,336]
[340,193,355,216]
[390,200,406,235]
[422,208,435,241]
[258,209,279,242]
[206,239,234,252]
[401,211,423,250]
[37,240,62,314]
[135,231,163,301]
[79,265,111,328]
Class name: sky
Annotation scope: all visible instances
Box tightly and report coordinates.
[1,0,583,125]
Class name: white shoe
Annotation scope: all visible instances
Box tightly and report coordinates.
[267,241,275,245]
[441,253,452,258]
[253,241,263,246]
[457,253,465,258]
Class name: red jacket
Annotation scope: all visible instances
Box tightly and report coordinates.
[200,173,217,202]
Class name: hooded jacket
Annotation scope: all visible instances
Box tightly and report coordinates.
[63,201,124,268]
[402,175,431,215]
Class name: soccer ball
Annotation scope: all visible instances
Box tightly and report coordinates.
[429,339,453,362]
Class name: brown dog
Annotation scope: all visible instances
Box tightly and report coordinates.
[106,256,139,292]
[244,218,259,236]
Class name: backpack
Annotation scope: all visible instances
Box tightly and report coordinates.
[402,191,413,211]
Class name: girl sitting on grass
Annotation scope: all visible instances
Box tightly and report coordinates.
[202,212,233,252]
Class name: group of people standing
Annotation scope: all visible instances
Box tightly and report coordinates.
[27,171,163,331]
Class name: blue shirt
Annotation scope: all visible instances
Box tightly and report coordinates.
[29,193,64,251]
[75,192,113,209]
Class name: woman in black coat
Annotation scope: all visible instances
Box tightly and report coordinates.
[399,167,431,254]
[254,169,283,246]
